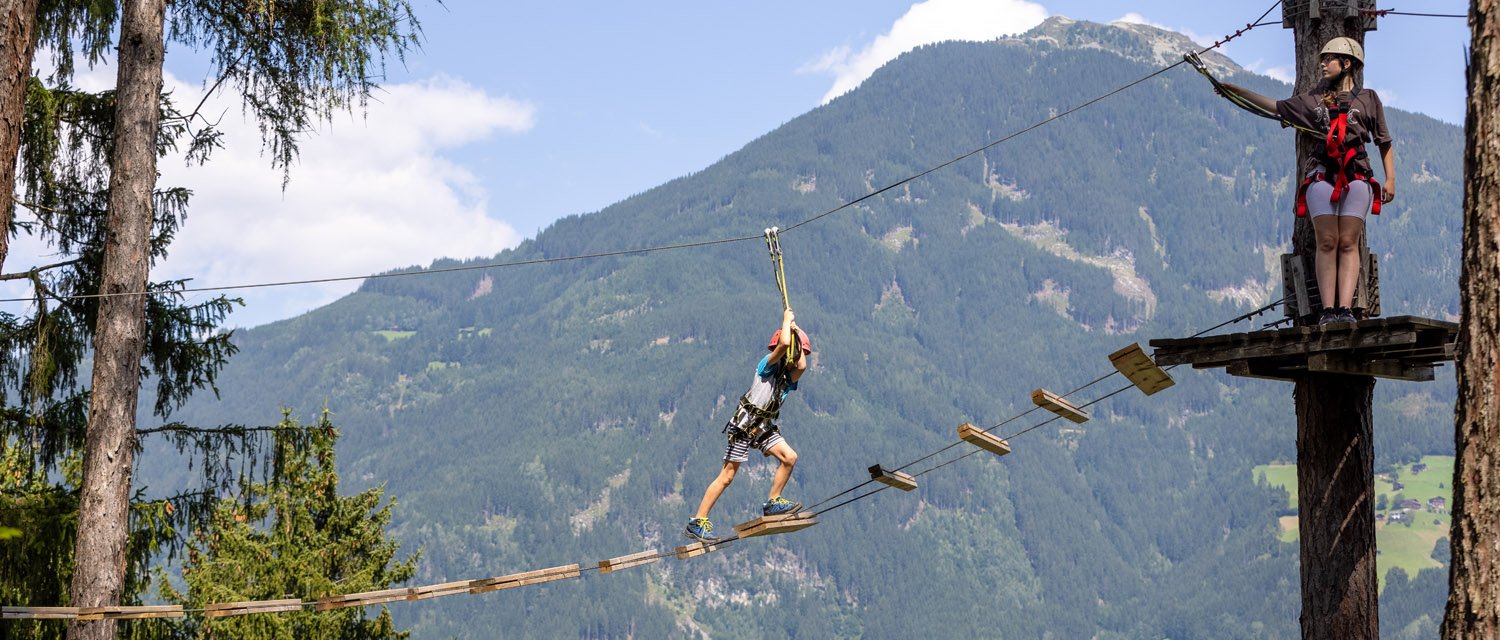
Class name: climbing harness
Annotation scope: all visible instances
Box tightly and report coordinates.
[723,393,784,445]
[1294,95,1383,217]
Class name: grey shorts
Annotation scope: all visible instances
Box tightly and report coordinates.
[1306,176,1373,220]
[724,428,786,463]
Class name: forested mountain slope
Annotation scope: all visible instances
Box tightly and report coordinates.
[163,17,1463,639]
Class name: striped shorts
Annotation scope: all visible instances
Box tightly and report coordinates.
[724,427,786,463]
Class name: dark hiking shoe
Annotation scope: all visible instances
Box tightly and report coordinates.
[762,496,801,517]
[1318,308,1339,325]
[684,517,719,543]
[1336,307,1358,323]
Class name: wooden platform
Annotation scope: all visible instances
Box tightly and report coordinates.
[1149,315,1456,382]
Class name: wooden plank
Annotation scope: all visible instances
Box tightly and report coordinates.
[1225,360,1301,382]
[313,587,409,611]
[598,550,660,574]
[202,599,303,618]
[1307,353,1436,382]
[735,512,819,538]
[675,541,723,560]
[1030,388,1089,424]
[1153,328,1422,367]
[406,580,472,601]
[868,464,918,491]
[1109,343,1175,396]
[2,606,82,620]
[469,564,580,594]
[957,422,1011,457]
[104,605,185,620]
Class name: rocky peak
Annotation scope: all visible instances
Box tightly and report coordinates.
[1013,15,1243,76]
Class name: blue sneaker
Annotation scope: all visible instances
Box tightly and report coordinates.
[762,496,801,516]
[684,517,719,543]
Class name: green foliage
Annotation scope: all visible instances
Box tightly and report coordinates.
[159,412,416,640]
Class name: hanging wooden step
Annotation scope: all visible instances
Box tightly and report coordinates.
[469,564,581,595]
[202,599,304,618]
[674,540,725,560]
[868,464,918,491]
[1109,343,1175,395]
[598,549,661,574]
[1030,388,1089,423]
[2,607,82,620]
[406,580,472,601]
[733,511,819,538]
[957,422,1012,457]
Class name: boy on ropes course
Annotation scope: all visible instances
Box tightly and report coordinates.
[684,230,810,544]
[1195,37,1396,325]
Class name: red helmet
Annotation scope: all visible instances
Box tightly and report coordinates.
[768,327,811,355]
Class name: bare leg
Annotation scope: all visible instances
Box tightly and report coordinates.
[766,441,798,499]
[694,461,739,519]
[1335,216,1367,310]
[1311,215,1342,309]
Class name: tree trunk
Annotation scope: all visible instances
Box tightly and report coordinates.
[67,1,165,638]
[1442,1,1500,637]
[1289,12,1379,640]
[0,0,41,273]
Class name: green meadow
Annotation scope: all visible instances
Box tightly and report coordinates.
[1254,456,1453,590]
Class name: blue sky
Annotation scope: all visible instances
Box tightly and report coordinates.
[2,1,1470,327]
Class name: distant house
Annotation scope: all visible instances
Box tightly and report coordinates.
[1428,497,1447,512]
[1398,499,1423,511]
[1412,463,1428,475]
[1389,512,1406,523]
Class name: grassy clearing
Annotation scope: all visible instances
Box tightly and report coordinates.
[1254,456,1453,592]
[373,330,416,342]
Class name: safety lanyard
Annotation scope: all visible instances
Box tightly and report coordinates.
[763,227,797,367]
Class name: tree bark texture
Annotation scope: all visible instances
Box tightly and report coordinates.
[1295,376,1378,640]
[67,1,165,639]
[1289,12,1379,640]
[1443,1,1500,637]
[0,0,41,273]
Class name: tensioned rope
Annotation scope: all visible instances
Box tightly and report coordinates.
[0,3,1283,306]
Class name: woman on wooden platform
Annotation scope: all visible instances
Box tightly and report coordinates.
[1215,37,1396,325]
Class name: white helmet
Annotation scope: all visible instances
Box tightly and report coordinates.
[1320,37,1364,66]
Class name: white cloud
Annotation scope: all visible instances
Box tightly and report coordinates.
[153,73,536,327]
[1244,59,1295,84]
[0,61,538,326]
[801,0,1049,104]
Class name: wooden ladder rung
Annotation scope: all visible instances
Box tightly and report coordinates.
[957,422,1012,457]
[1109,343,1175,395]
[202,599,304,618]
[733,511,819,538]
[469,564,581,594]
[868,464,918,491]
[1031,388,1089,423]
[598,549,660,574]
[2,606,82,619]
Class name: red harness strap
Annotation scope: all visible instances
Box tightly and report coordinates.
[1294,108,1382,217]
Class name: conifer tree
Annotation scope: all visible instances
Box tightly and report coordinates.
[160,413,416,640]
